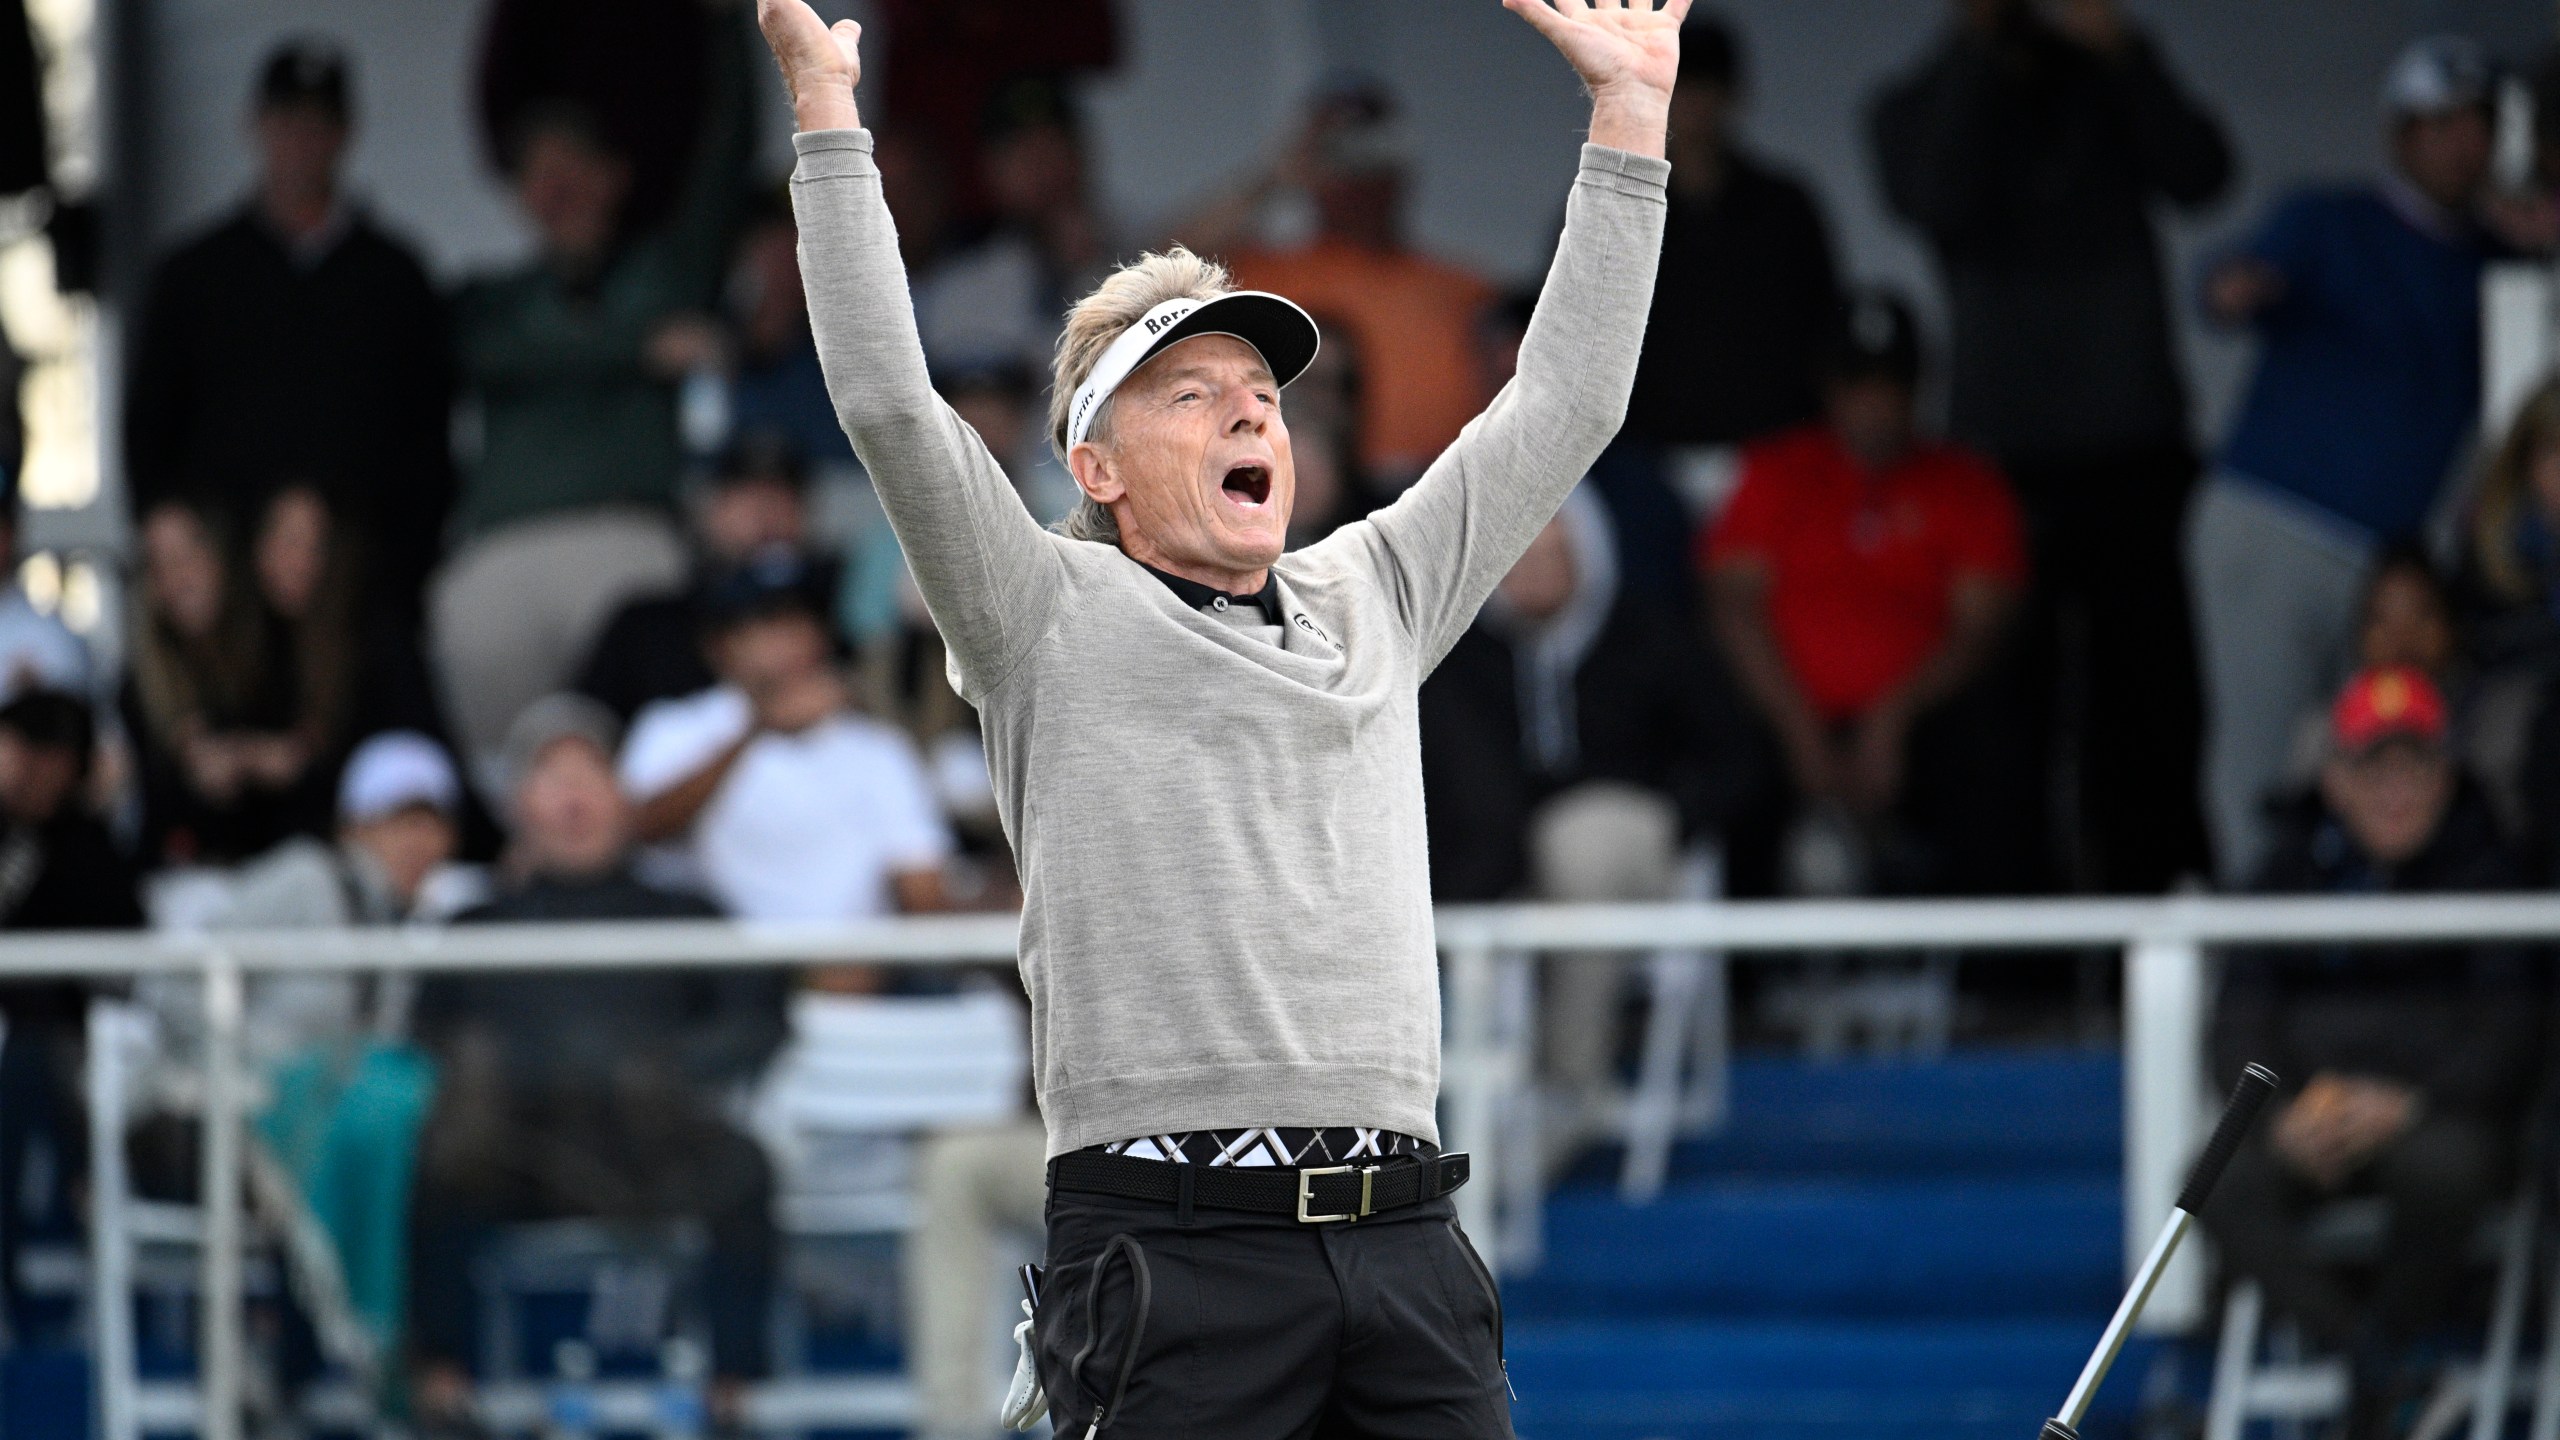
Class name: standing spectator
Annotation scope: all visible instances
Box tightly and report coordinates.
[435,10,754,785]
[1703,291,2037,897]
[123,40,452,623]
[1422,488,1746,1156]
[574,437,839,725]
[1627,11,1839,450]
[619,555,951,923]
[1184,80,1497,487]
[125,499,330,865]
[1872,0,2229,892]
[871,0,1118,223]
[2193,37,2505,882]
[408,694,781,1438]
[475,0,730,240]
[0,691,142,1339]
[2203,666,2540,1440]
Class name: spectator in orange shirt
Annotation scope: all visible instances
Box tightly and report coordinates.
[1704,290,2039,897]
[1179,78,1494,488]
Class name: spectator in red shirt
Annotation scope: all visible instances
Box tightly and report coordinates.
[1704,289,2038,896]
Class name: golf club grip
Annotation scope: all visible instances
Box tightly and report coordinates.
[2176,1063,2280,1214]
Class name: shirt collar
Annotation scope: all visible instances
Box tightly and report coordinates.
[1139,561,1285,626]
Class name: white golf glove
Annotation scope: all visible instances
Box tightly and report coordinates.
[998,1300,1048,1430]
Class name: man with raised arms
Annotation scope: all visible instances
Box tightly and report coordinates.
[756,2,1680,1433]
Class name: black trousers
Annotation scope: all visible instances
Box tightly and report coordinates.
[1035,1180,1511,1439]
[406,1051,777,1380]
[2004,446,2214,892]
[1724,663,2047,899]
[2200,1113,2511,1350]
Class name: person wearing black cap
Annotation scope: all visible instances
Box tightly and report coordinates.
[761,0,1678,1432]
[124,39,453,629]
[1702,289,2040,897]
[572,435,841,724]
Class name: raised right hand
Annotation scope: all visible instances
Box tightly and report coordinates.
[756,0,863,131]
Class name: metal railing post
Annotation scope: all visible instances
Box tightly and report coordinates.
[87,1002,137,1440]
[200,950,245,1440]
[1442,936,1503,1261]
[2123,932,2209,1332]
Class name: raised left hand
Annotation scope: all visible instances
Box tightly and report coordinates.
[1504,0,1691,106]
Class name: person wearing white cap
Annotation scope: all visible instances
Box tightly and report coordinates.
[2192,34,2512,884]
[758,1,1678,1434]
[217,729,468,943]
[189,730,469,1362]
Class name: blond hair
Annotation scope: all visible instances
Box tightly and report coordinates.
[2473,374,2560,604]
[1046,246,1234,544]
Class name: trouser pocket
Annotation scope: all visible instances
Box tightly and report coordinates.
[1445,1218,1503,1361]
[1044,1232,1155,1437]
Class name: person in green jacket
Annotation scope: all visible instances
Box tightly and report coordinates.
[433,4,756,790]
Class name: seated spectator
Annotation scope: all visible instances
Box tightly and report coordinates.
[123,40,453,625]
[434,7,754,785]
[2279,549,2474,801]
[575,437,838,724]
[1183,78,1495,487]
[936,358,1078,528]
[1703,291,2038,897]
[916,78,1114,378]
[408,694,782,1437]
[620,555,951,924]
[0,469,93,706]
[1280,313,1379,550]
[2463,372,2560,668]
[2193,36,2510,882]
[2203,665,2541,1440]
[0,691,142,1336]
[1421,487,1747,1154]
[126,498,331,865]
[726,194,851,476]
[197,732,467,1359]
[256,483,451,750]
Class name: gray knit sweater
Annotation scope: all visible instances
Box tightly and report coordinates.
[791,129,1667,1155]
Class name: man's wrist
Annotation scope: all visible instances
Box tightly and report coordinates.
[1586,86,1670,159]
[792,77,861,133]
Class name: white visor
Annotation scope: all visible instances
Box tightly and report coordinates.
[1064,291,1322,449]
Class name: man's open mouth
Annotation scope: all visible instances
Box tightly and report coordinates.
[1221,461,1274,508]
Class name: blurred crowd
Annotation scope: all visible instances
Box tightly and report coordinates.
[2,0,2560,1434]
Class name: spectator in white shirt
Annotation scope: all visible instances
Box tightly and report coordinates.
[620,552,951,923]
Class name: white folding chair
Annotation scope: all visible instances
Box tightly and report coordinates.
[2206,1188,2536,1440]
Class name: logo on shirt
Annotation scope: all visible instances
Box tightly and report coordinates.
[1292,612,1341,652]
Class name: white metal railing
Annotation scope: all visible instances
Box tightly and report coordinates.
[4,895,2558,1439]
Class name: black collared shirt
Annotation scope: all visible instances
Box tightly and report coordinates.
[1139,561,1285,627]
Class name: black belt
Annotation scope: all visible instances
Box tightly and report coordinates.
[1049,1150,1471,1223]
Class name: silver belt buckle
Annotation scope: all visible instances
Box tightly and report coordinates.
[1296,1164,1377,1223]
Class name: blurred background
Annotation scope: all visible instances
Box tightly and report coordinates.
[7,0,2560,1438]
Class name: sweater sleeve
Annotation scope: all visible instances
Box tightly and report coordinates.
[1313,144,1668,671]
[790,129,1066,696]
